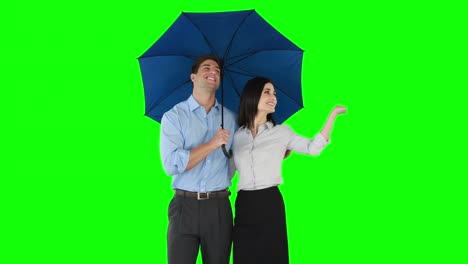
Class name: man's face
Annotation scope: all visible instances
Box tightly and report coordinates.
[191,59,221,90]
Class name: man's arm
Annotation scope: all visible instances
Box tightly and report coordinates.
[186,129,230,171]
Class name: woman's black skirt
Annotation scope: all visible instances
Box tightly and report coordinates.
[233,186,289,264]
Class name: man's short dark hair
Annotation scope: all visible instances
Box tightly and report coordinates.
[191,55,223,78]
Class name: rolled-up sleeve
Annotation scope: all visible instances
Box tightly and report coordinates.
[160,112,190,175]
[287,127,330,156]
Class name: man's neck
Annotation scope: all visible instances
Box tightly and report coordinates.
[193,90,216,113]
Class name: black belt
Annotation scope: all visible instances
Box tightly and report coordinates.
[174,189,231,200]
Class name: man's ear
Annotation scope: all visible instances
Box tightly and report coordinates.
[190,73,195,82]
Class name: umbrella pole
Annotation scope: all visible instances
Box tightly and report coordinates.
[220,81,232,158]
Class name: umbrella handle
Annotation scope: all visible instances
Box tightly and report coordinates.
[221,144,232,159]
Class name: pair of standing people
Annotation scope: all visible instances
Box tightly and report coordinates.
[160,55,346,264]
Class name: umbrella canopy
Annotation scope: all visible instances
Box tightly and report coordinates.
[138,9,304,124]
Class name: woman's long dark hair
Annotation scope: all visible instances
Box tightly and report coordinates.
[237,77,276,129]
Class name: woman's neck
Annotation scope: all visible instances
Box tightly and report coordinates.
[251,114,268,137]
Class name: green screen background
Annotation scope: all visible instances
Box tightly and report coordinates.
[2,0,466,263]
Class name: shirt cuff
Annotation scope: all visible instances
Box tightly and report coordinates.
[175,149,190,174]
[316,133,330,146]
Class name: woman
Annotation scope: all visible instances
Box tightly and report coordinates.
[232,77,346,264]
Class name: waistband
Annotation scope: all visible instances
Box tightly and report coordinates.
[174,189,230,200]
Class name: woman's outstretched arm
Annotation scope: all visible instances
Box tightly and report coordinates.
[320,106,347,141]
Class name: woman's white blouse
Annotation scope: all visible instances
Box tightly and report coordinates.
[232,122,329,191]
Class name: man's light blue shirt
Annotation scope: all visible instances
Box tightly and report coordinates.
[160,95,237,192]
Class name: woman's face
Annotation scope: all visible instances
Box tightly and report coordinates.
[257,82,277,114]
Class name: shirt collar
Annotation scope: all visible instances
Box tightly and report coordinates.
[241,121,274,133]
[258,121,273,134]
[264,121,274,129]
[188,95,220,113]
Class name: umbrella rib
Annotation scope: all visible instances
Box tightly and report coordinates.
[225,49,303,67]
[224,67,303,108]
[145,79,192,116]
[224,68,255,79]
[223,10,255,60]
[223,72,242,98]
[275,84,304,108]
[182,13,219,57]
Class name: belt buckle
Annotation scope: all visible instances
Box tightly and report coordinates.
[197,192,210,200]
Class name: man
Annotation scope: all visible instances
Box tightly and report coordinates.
[160,55,237,264]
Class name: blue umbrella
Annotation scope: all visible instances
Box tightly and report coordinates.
[138,10,304,126]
